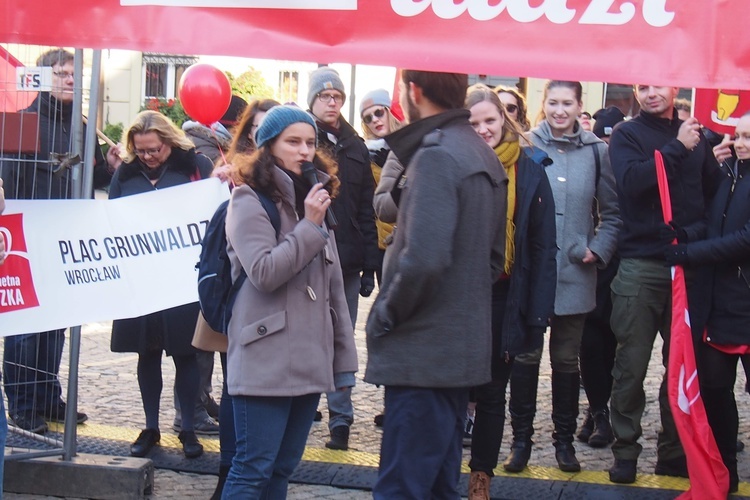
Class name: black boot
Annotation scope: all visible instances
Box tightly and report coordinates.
[552,371,581,472]
[588,407,614,448]
[325,425,350,450]
[210,465,230,500]
[576,407,594,443]
[503,363,539,473]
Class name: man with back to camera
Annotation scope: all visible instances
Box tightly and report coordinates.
[307,66,380,451]
[606,85,723,484]
[365,69,507,498]
[1,48,120,434]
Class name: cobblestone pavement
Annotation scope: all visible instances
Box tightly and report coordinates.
[3,291,750,498]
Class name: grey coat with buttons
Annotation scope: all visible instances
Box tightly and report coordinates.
[225,167,358,397]
[529,121,621,316]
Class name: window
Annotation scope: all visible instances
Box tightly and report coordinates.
[278,71,299,104]
[142,53,198,100]
[603,83,693,117]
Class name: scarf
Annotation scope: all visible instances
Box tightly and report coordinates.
[494,133,520,275]
[280,167,312,220]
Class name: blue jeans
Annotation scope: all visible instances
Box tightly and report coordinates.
[323,271,358,430]
[222,393,320,499]
[3,330,65,415]
[374,386,468,500]
[219,353,235,468]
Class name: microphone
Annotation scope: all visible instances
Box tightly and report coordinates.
[301,161,338,229]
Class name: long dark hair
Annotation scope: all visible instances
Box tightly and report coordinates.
[494,85,531,132]
[225,99,281,163]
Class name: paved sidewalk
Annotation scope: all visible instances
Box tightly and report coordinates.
[3,291,750,498]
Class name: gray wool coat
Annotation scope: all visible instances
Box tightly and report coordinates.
[365,110,507,388]
[529,121,621,316]
[225,168,358,397]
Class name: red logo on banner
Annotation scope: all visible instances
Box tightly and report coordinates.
[694,89,750,136]
[0,213,40,313]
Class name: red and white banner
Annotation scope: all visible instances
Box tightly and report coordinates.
[1,1,749,90]
[694,89,750,136]
[656,151,728,499]
[0,180,229,337]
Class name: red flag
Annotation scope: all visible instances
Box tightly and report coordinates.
[655,150,729,499]
[390,69,404,123]
[694,89,750,136]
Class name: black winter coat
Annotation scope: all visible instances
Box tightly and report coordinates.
[108,147,213,356]
[609,109,723,259]
[1,93,110,200]
[687,158,750,346]
[495,147,557,357]
[315,116,379,274]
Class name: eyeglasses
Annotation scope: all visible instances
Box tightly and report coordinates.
[134,144,164,158]
[363,108,386,125]
[53,71,75,80]
[317,93,343,104]
[504,104,518,114]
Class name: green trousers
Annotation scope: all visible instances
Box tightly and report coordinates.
[608,258,684,462]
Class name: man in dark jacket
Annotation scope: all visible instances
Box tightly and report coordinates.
[1,48,117,434]
[365,70,507,498]
[307,66,379,451]
[606,85,723,484]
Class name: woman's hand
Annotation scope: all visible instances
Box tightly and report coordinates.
[582,248,598,264]
[106,143,124,172]
[713,134,734,164]
[211,164,232,182]
[304,182,330,227]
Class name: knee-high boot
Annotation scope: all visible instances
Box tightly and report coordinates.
[552,370,581,472]
[702,387,739,492]
[503,363,539,473]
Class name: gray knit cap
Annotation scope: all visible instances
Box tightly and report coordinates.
[255,105,317,149]
[307,67,346,109]
[359,89,391,116]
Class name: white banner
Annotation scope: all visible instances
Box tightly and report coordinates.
[0,179,230,337]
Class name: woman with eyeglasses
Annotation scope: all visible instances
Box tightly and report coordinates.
[359,89,403,428]
[108,110,213,460]
[359,89,403,280]
[504,80,620,474]
[464,84,557,498]
[495,85,531,132]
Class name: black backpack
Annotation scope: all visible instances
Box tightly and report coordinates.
[196,190,280,333]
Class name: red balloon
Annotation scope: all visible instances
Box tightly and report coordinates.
[178,63,232,125]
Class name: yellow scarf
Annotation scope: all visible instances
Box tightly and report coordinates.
[494,133,520,275]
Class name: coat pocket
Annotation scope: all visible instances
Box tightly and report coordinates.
[238,310,286,346]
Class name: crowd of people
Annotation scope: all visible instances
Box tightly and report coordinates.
[1,49,749,500]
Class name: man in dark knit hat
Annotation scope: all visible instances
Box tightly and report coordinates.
[307,66,379,451]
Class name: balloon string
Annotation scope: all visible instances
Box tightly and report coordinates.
[210,123,229,166]
[210,123,235,190]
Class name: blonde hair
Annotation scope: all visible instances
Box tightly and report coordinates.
[465,83,529,146]
[361,107,403,140]
[123,110,195,163]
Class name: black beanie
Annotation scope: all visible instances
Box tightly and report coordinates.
[219,95,249,126]
[592,106,626,138]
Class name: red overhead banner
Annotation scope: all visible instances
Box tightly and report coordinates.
[694,89,750,136]
[1,0,749,90]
